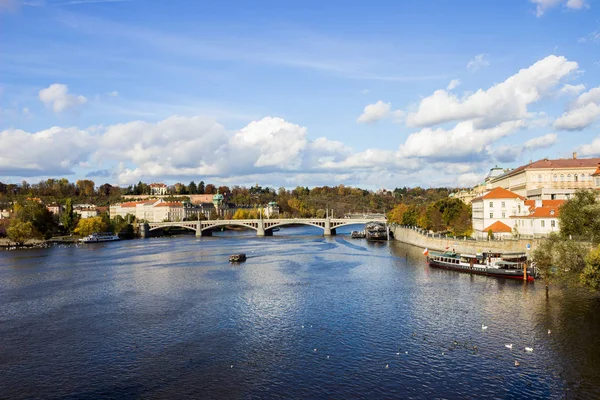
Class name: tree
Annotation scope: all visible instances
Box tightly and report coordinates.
[582,244,600,291]
[188,181,197,194]
[559,190,600,242]
[7,220,38,245]
[197,181,205,194]
[61,198,75,232]
[532,233,589,288]
[13,199,55,238]
[74,216,109,237]
[205,184,216,194]
[76,180,96,197]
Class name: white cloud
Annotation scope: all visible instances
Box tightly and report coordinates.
[400,119,525,160]
[406,55,579,128]
[531,0,588,16]
[230,117,308,170]
[39,83,87,113]
[356,100,391,123]
[524,133,558,150]
[579,136,600,156]
[466,54,489,72]
[559,83,585,96]
[554,86,600,130]
[0,126,95,176]
[457,172,486,187]
[107,90,119,97]
[447,79,461,90]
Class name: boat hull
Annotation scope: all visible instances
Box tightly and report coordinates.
[427,258,534,282]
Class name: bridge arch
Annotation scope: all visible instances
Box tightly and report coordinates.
[148,223,198,232]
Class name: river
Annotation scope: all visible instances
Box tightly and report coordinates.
[1,226,599,399]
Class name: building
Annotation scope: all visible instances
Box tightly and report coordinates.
[74,205,99,219]
[511,200,563,237]
[488,154,600,200]
[46,204,63,215]
[150,183,168,196]
[472,187,564,239]
[264,201,280,218]
[110,199,195,222]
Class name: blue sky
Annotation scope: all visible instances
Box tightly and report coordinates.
[1,0,600,189]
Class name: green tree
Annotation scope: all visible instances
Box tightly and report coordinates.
[7,220,38,245]
[532,233,588,288]
[559,190,600,242]
[61,198,75,232]
[188,181,197,194]
[14,200,55,238]
[198,181,205,194]
[582,245,600,291]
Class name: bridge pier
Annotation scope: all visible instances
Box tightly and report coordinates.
[139,223,149,238]
[195,221,202,237]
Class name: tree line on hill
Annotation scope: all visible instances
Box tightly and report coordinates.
[386,197,472,237]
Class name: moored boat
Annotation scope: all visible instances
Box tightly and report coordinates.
[365,222,388,241]
[80,232,120,243]
[426,250,536,281]
[229,253,247,262]
[351,230,366,238]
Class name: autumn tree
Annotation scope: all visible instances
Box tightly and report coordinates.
[7,220,38,245]
[61,198,75,232]
[74,216,109,237]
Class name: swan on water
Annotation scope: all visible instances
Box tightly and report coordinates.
[505,344,513,349]
[525,347,533,352]
[482,325,488,330]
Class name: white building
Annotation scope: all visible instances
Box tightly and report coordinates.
[74,206,99,219]
[150,183,168,196]
[472,187,564,239]
[109,199,194,222]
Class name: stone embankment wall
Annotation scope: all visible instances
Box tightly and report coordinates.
[391,225,544,254]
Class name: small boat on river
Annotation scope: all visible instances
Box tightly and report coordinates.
[80,232,120,243]
[351,230,366,238]
[229,253,247,263]
[426,250,536,281]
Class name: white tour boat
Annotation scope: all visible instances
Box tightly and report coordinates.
[80,232,121,243]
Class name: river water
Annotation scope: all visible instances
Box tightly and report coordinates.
[1,226,600,399]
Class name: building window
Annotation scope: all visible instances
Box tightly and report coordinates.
[490,213,494,219]
[567,174,571,181]
[561,174,565,182]
[538,174,542,182]
[551,220,556,227]
[582,174,586,181]
[575,175,579,182]
[489,201,493,208]
[501,201,505,208]
[502,212,505,218]
[530,220,533,227]
[553,174,557,182]
[541,220,546,228]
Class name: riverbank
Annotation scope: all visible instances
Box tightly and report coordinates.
[0,236,79,249]
[391,225,543,254]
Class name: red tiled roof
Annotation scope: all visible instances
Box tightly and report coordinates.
[472,187,525,202]
[492,158,600,182]
[120,201,146,207]
[592,163,600,177]
[150,183,167,187]
[154,202,182,207]
[483,221,513,233]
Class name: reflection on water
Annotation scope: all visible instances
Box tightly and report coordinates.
[0,226,599,399]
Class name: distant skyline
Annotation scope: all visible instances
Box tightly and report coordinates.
[1,0,600,189]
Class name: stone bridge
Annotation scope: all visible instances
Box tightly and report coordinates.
[138,218,386,237]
